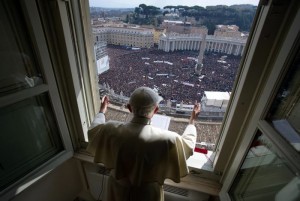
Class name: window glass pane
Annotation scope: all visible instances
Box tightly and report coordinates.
[266,49,300,152]
[0,0,43,97]
[0,93,63,190]
[229,130,298,201]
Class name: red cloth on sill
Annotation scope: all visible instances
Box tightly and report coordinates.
[194,147,208,154]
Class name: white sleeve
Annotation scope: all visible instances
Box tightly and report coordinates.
[181,124,197,158]
[89,113,106,130]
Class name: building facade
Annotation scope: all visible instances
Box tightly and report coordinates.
[153,27,166,45]
[161,20,208,35]
[158,33,247,56]
[93,26,154,48]
[93,24,246,56]
[214,25,241,38]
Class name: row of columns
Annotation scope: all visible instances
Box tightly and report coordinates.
[161,40,202,52]
[206,41,244,56]
[159,38,245,56]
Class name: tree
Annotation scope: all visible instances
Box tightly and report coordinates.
[134,7,141,15]
[125,14,129,23]
[130,4,256,32]
[137,4,161,19]
[163,11,170,16]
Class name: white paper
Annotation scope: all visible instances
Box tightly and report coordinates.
[151,114,171,130]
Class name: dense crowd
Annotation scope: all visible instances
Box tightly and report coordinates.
[99,45,241,105]
[106,106,221,146]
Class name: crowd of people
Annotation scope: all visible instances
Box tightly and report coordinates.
[105,105,221,148]
[99,45,241,105]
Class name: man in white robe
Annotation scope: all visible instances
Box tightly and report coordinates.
[87,87,200,201]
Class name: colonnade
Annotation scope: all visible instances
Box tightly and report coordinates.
[159,39,203,52]
[158,35,246,56]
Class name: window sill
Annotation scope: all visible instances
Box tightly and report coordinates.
[74,150,222,196]
[188,150,215,172]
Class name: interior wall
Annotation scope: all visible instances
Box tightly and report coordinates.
[11,158,84,201]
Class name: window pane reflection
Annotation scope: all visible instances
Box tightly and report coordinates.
[0,0,43,97]
[0,93,63,190]
[229,131,298,201]
[267,50,300,152]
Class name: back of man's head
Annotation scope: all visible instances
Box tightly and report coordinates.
[129,87,163,118]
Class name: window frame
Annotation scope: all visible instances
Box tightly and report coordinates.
[19,0,298,198]
[29,0,101,151]
[71,0,267,175]
[218,0,300,200]
[24,0,73,150]
[0,0,73,199]
[54,0,100,144]
[214,0,296,174]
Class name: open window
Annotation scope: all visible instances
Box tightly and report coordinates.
[86,0,260,173]
[80,1,300,198]
[2,0,299,200]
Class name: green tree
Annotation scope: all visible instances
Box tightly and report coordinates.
[163,10,169,16]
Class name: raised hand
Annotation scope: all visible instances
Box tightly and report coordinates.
[189,101,201,124]
[99,96,109,114]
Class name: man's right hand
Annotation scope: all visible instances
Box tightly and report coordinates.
[99,96,109,114]
[189,101,201,124]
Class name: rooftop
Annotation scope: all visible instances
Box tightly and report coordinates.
[204,91,230,100]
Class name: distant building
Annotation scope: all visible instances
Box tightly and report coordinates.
[158,23,247,55]
[158,33,246,56]
[165,13,179,18]
[214,25,243,38]
[93,26,154,48]
[158,33,206,52]
[161,20,184,27]
[161,20,207,35]
[91,17,124,26]
[153,28,166,46]
[93,23,247,56]
[200,91,231,118]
